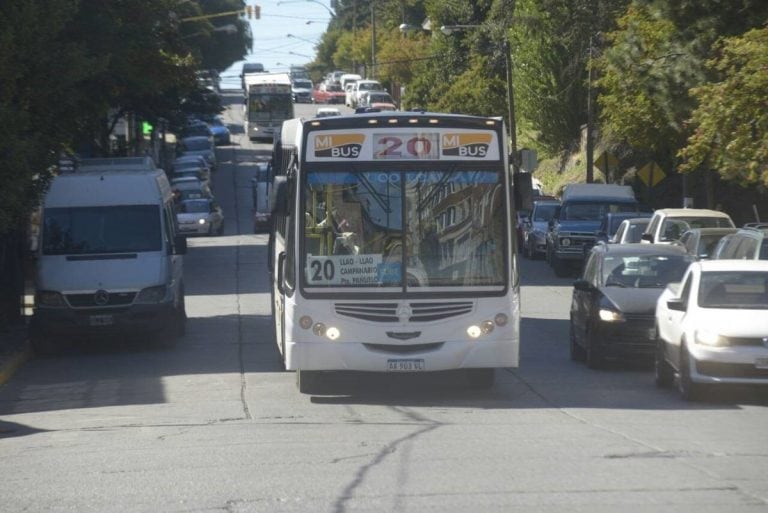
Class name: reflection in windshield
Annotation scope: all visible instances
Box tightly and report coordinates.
[302,170,506,290]
[43,205,161,255]
[601,254,692,288]
[562,202,636,221]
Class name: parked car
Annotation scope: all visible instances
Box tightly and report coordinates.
[678,227,738,260]
[208,115,231,145]
[610,217,652,244]
[641,208,735,244]
[522,199,560,259]
[312,82,346,104]
[171,176,213,201]
[174,154,211,172]
[177,136,217,170]
[315,107,341,118]
[595,211,653,244]
[176,198,224,236]
[358,91,396,111]
[712,227,768,260]
[655,260,768,400]
[570,243,693,368]
[173,168,210,188]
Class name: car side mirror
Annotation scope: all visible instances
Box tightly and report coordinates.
[573,279,592,291]
[641,233,654,243]
[666,298,686,311]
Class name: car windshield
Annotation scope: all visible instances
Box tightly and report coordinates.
[699,234,729,257]
[302,170,506,290]
[698,271,768,309]
[561,202,636,221]
[601,254,692,288]
[533,204,558,222]
[179,200,210,214]
[294,80,312,89]
[43,205,161,255]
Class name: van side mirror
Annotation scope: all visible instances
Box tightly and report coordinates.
[270,176,288,215]
[666,298,686,311]
[641,233,654,243]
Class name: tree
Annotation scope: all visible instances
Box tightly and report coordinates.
[679,26,768,187]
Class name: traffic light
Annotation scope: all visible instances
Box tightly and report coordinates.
[254,5,260,19]
[245,5,253,19]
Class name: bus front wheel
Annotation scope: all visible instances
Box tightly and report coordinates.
[466,368,495,389]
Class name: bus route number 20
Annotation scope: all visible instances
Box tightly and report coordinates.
[374,134,439,160]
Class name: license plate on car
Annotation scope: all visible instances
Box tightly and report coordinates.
[387,359,425,372]
[89,315,114,327]
[755,357,768,369]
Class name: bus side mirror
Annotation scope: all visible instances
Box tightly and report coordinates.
[270,176,288,215]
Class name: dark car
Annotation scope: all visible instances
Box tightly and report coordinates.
[569,243,693,368]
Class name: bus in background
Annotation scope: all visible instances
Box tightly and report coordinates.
[244,73,293,142]
[269,112,520,393]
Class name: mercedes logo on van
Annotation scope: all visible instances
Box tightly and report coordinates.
[94,289,110,306]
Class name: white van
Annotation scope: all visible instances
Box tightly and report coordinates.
[31,158,187,354]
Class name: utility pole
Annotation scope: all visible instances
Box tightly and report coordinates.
[370,2,377,79]
[503,36,518,174]
[586,34,595,183]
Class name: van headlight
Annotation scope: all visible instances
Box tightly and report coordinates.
[136,285,168,304]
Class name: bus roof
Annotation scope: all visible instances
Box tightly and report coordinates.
[244,72,291,88]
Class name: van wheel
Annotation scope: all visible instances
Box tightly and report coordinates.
[466,368,495,389]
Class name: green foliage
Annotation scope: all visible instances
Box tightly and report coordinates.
[679,26,768,186]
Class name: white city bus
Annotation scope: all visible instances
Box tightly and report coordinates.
[269,112,520,393]
[244,72,293,141]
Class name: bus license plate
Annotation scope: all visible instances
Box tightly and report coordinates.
[755,357,768,369]
[89,315,114,327]
[387,359,425,372]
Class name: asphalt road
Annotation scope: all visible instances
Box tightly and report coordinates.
[1,95,767,513]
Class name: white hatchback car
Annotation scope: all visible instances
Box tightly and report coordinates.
[655,260,768,400]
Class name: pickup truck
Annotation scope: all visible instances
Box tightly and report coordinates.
[311,82,346,104]
[546,184,639,277]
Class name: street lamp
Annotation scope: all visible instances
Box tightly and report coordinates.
[286,33,318,45]
[440,25,518,173]
[276,0,335,17]
[288,51,313,59]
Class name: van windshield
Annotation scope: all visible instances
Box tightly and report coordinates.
[561,202,636,221]
[43,205,161,255]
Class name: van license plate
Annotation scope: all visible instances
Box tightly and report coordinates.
[89,315,114,326]
[755,357,768,369]
[387,359,425,372]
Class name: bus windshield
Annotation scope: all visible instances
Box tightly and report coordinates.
[248,94,292,122]
[302,169,506,291]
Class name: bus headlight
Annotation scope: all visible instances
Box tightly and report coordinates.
[481,320,495,334]
[313,323,326,337]
[299,316,313,329]
[494,313,508,327]
[326,327,340,340]
[467,325,482,339]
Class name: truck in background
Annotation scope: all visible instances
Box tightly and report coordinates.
[546,184,639,277]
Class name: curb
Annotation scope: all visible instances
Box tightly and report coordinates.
[0,342,32,386]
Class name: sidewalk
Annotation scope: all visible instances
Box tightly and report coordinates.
[0,323,31,385]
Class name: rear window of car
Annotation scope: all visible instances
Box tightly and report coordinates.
[698,271,768,308]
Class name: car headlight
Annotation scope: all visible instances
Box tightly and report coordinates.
[136,285,168,304]
[695,329,727,347]
[198,218,207,225]
[598,308,625,322]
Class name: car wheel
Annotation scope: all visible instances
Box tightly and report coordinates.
[585,326,604,369]
[678,343,704,401]
[466,368,495,389]
[569,318,585,362]
[654,332,674,388]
